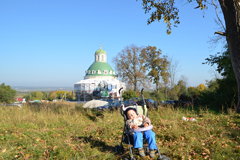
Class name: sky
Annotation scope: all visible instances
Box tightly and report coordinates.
[0,0,225,88]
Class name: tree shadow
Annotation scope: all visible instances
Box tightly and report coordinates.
[71,135,135,159]
[83,110,105,122]
[71,135,115,153]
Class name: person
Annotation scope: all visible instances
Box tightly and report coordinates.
[124,107,157,158]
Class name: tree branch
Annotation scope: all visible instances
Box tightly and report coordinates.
[214,31,226,36]
[212,0,226,31]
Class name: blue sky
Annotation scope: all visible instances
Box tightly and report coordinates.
[0,0,225,88]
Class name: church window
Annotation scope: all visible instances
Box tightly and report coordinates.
[98,70,101,74]
[92,70,96,74]
[109,70,112,74]
[104,70,108,74]
[101,55,104,61]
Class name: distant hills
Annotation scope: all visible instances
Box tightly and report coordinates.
[12,86,73,92]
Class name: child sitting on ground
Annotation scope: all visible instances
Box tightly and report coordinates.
[124,107,157,158]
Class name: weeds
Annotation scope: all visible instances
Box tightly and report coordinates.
[0,103,240,159]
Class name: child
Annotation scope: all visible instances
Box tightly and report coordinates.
[124,107,157,158]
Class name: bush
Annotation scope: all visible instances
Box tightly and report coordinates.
[122,89,136,100]
[0,83,16,103]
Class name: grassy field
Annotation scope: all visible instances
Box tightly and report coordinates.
[0,102,240,159]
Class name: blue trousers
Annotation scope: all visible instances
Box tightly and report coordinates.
[133,130,157,150]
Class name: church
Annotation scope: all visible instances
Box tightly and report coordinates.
[74,46,126,101]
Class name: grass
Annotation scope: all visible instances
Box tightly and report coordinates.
[0,102,240,159]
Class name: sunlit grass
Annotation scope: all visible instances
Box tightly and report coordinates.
[0,102,240,159]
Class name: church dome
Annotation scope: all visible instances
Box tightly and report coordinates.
[95,48,106,55]
[84,46,116,79]
[87,61,115,75]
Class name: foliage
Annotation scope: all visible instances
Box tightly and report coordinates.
[197,83,207,92]
[165,80,189,101]
[23,91,48,101]
[205,79,219,92]
[0,83,17,103]
[137,0,240,112]
[201,47,238,110]
[113,44,148,91]
[137,0,208,34]
[122,89,136,100]
[137,0,181,34]
[0,103,240,159]
[140,46,170,91]
[23,90,72,101]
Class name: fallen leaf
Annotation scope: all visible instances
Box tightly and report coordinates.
[53,146,57,151]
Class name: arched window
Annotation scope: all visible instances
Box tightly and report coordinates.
[101,55,104,61]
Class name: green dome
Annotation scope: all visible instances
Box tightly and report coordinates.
[85,62,115,77]
[95,49,106,55]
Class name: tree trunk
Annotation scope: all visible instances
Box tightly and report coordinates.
[218,0,240,112]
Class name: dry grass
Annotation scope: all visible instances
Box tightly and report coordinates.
[0,103,240,159]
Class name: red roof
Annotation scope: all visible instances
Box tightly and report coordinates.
[14,98,23,101]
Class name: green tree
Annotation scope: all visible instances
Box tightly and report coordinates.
[0,83,17,103]
[113,44,148,91]
[205,79,219,92]
[35,92,43,100]
[201,47,237,109]
[168,80,188,100]
[42,91,48,100]
[137,0,240,112]
[140,46,170,91]
[188,86,199,102]
[122,90,136,100]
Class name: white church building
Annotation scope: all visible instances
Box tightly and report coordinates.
[74,46,126,101]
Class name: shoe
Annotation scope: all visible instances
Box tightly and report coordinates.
[138,148,145,157]
[149,149,155,158]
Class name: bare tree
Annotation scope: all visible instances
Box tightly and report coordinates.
[168,58,182,89]
[208,66,223,79]
[179,75,189,87]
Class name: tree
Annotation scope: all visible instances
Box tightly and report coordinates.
[179,75,189,87]
[188,86,199,102]
[168,59,181,89]
[169,80,188,100]
[0,83,17,103]
[137,0,240,112]
[122,89,137,100]
[197,83,207,92]
[202,47,237,109]
[140,46,170,91]
[113,44,148,91]
[205,79,219,92]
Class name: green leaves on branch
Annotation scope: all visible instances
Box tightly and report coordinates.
[137,0,180,35]
[138,0,208,34]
